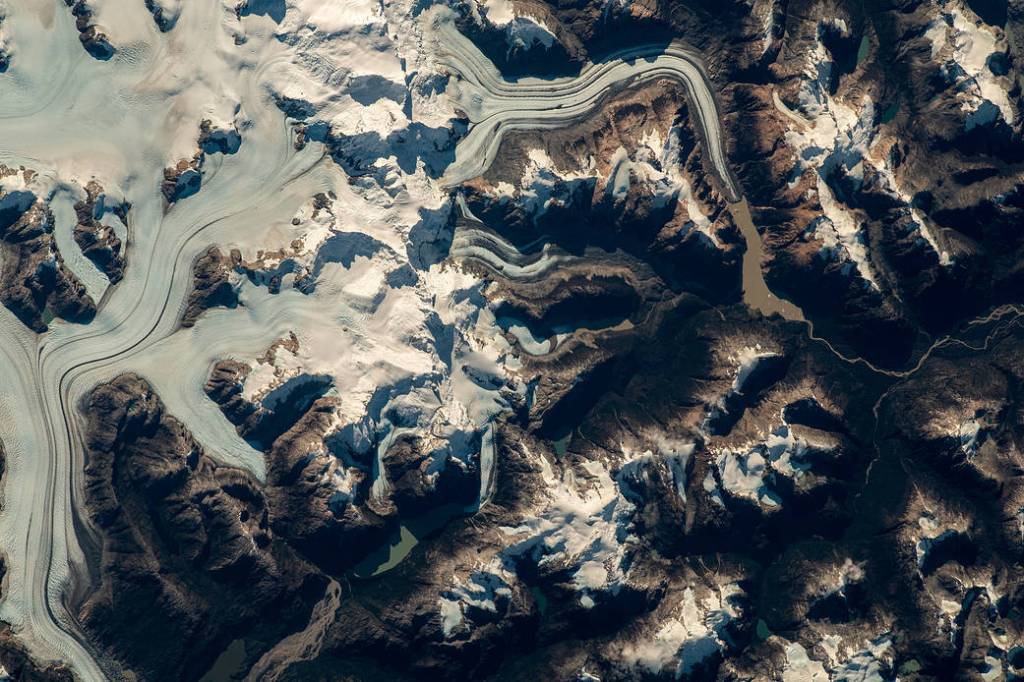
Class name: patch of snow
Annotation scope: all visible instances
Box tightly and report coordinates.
[476,0,559,56]
[574,560,609,590]
[812,173,878,288]
[913,511,967,568]
[715,447,780,508]
[958,417,982,455]
[820,633,842,664]
[832,635,893,682]
[758,0,775,56]
[924,2,1015,127]
[731,345,775,393]
[480,0,515,26]
[439,596,464,636]
[703,469,724,507]
[783,643,829,682]
[501,456,638,600]
[621,584,744,676]
[783,23,884,286]
[653,437,695,504]
[711,424,834,511]
[438,557,515,638]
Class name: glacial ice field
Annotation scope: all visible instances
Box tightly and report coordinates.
[0,0,740,677]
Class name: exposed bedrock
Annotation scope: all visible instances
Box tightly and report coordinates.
[161,153,203,204]
[144,0,182,33]
[78,374,328,682]
[162,120,242,205]
[203,352,482,576]
[0,183,95,332]
[453,0,761,79]
[72,181,127,285]
[453,1,588,79]
[0,10,10,73]
[861,327,1024,677]
[0,623,75,682]
[198,118,242,156]
[260,394,395,577]
[204,354,333,450]
[384,433,479,516]
[180,246,239,328]
[63,0,115,61]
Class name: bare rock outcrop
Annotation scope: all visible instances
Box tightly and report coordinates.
[0,186,95,331]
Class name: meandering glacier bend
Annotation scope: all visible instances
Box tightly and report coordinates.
[0,2,743,679]
[432,10,741,202]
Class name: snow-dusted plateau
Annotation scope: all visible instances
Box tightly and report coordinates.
[1,0,1024,680]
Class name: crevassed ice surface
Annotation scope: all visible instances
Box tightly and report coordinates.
[0,0,737,677]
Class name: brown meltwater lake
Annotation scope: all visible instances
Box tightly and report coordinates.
[730,199,806,322]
